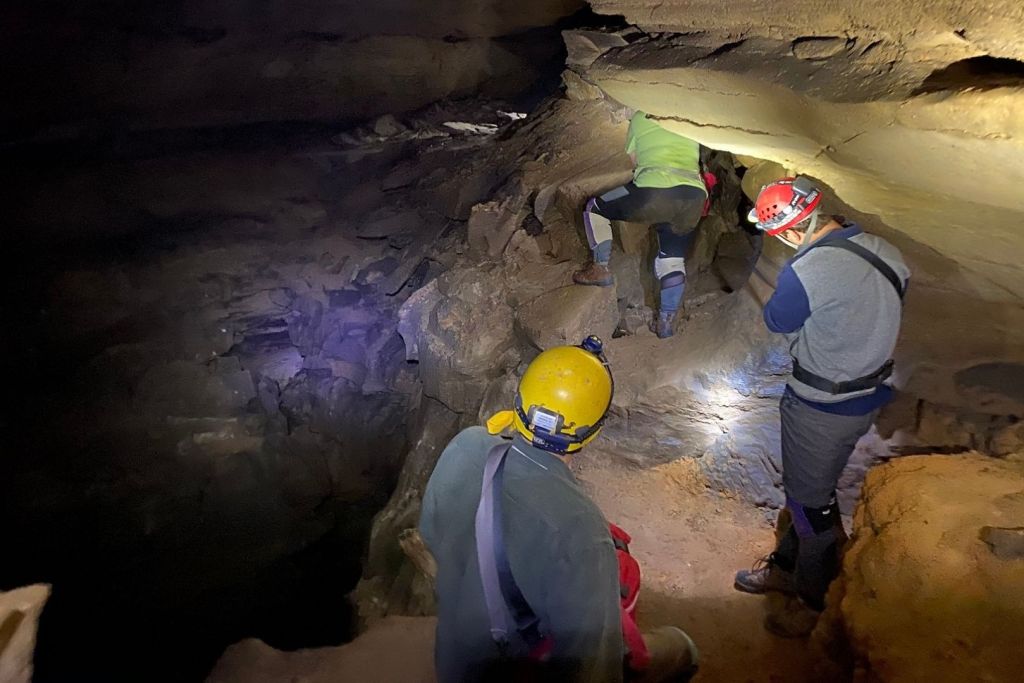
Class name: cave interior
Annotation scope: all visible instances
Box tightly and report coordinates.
[2,1,1024,682]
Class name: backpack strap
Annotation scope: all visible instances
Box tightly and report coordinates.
[475,443,545,653]
[816,239,905,300]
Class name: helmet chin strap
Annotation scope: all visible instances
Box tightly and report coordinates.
[774,211,820,251]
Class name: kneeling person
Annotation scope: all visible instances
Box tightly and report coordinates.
[420,338,698,682]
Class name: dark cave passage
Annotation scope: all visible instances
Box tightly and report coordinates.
[3,2,1024,683]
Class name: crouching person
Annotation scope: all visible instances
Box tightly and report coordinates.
[419,337,698,683]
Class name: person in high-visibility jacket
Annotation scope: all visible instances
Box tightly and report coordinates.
[574,112,714,339]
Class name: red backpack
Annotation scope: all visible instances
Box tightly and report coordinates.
[610,523,649,670]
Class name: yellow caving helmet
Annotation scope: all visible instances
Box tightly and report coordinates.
[512,336,614,454]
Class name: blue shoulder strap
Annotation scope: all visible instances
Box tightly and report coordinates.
[474,443,545,653]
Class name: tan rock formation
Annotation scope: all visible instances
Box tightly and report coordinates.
[827,454,1024,682]
[588,0,1024,64]
[207,616,436,683]
[583,40,1024,304]
[517,284,620,350]
[0,585,50,683]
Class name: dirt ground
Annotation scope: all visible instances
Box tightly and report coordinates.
[210,448,828,683]
[575,451,824,683]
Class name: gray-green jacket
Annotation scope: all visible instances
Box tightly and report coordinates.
[419,427,624,683]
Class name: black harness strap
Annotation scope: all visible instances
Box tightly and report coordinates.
[790,235,905,394]
[815,239,905,300]
[792,358,894,395]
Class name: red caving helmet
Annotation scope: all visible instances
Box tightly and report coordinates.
[747,176,822,236]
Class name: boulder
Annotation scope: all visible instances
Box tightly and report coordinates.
[562,29,630,70]
[467,200,522,259]
[562,70,606,101]
[0,585,50,683]
[372,114,408,138]
[991,421,1024,456]
[824,454,1024,682]
[357,210,422,240]
[477,371,520,425]
[398,267,519,412]
[516,284,619,350]
[207,616,436,683]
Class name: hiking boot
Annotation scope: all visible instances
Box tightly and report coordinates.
[734,554,797,595]
[764,595,821,639]
[652,311,676,339]
[573,262,614,287]
[632,626,699,683]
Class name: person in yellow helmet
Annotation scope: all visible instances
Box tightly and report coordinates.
[419,337,698,683]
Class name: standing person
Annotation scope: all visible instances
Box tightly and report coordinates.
[573,111,715,339]
[734,177,910,636]
[419,337,698,682]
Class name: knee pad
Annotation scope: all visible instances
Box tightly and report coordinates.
[787,495,838,538]
[659,271,686,290]
[584,198,613,248]
[654,256,686,281]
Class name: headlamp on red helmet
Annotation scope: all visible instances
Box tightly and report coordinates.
[746,176,822,236]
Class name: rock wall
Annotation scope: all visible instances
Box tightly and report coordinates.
[588,1,1024,66]
[1,104,514,681]
[2,0,583,140]
[207,616,436,683]
[354,96,791,623]
[578,30,1024,305]
[0,585,50,683]
[820,454,1024,682]
[555,21,1024,491]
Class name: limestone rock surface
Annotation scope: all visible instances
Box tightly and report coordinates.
[5,1,583,136]
[517,284,619,350]
[585,34,1024,306]
[589,0,1024,64]
[0,585,50,683]
[831,454,1024,682]
[207,616,436,683]
[356,399,461,623]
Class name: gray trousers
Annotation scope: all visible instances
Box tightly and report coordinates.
[780,390,877,508]
[777,390,878,608]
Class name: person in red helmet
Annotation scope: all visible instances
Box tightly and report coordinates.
[735,176,910,636]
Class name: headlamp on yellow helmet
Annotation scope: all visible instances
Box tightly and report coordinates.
[512,335,614,455]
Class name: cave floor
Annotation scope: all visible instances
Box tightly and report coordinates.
[212,453,824,683]
[576,452,822,683]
